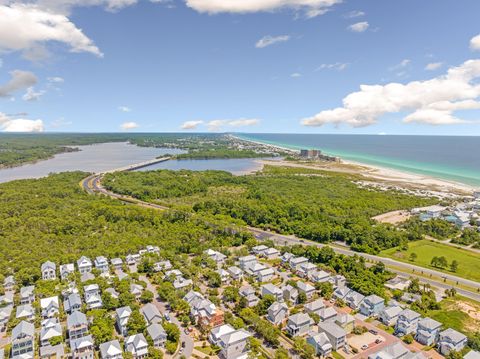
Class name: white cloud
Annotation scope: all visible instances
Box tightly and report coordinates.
[0,4,103,60]
[207,118,260,131]
[181,120,204,130]
[344,10,365,18]
[185,0,341,18]
[118,106,131,112]
[317,62,348,71]
[348,21,369,33]
[290,72,302,78]
[255,35,290,49]
[0,70,38,97]
[120,121,139,130]
[470,33,480,51]
[47,77,65,83]
[0,112,44,132]
[22,87,45,101]
[302,59,480,127]
[29,0,138,15]
[425,62,443,71]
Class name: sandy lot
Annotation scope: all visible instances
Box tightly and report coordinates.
[372,210,412,224]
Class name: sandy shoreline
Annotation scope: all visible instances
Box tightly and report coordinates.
[233,135,477,196]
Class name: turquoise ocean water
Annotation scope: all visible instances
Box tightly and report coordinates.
[236,133,480,188]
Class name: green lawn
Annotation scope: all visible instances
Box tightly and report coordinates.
[381,240,480,282]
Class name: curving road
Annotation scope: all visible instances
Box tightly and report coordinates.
[81,173,480,302]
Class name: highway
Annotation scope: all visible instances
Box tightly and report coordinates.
[80,168,480,302]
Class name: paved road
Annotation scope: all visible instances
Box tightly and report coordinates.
[81,174,480,302]
[139,275,194,358]
[248,227,480,302]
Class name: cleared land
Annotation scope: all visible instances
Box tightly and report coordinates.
[381,240,480,282]
[372,210,411,224]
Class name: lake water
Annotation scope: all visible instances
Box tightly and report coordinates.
[0,142,181,183]
[237,133,480,187]
[0,142,272,183]
[137,157,271,175]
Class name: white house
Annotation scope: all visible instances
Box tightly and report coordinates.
[77,256,93,274]
[60,263,75,281]
[438,328,467,355]
[297,281,315,300]
[227,266,243,281]
[416,317,442,346]
[209,324,236,346]
[70,335,95,359]
[379,305,403,327]
[95,256,109,273]
[19,286,35,305]
[286,313,314,337]
[304,299,325,316]
[40,296,60,318]
[257,267,275,282]
[125,334,149,359]
[84,284,102,310]
[116,306,132,336]
[307,331,332,357]
[218,329,252,359]
[100,340,123,359]
[11,321,35,359]
[261,284,283,302]
[267,302,288,325]
[359,294,385,317]
[41,261,57,281]
[318,322,347,351]
[147,323,167,348]
[395,309,421,336]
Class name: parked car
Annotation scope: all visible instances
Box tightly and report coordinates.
[369,329,378,335]
[361,345,369,350]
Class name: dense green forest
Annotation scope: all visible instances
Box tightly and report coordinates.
[0,171,251,285]
[103,166,434,253]
[0,133,278,168]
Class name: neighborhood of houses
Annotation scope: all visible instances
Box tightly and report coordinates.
[0,241,478,359]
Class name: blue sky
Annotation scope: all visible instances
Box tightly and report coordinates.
[0,0,480,135]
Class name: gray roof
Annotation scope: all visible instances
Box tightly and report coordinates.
[71,335,94,351]
[305,299,325,312]
[288,313,313,326]
[99,340,122,358]
[365,294,384,305]
[40,344,65,358]
[464,351,480,359]
[219,329,251,346]
[369,342,409,359]
[42,261,56,271]
[67,311,88,329]
[147,323,167,340]
[418,317,442,330]
[297,281,315,292]
[399,308,421,321]
[141,303,161,322]
[20,285,35,297]
[318,321,347,339]
[12,320,35,339]
[440,328,467,343]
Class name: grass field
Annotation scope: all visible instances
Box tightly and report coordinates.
[428,296,480,333]
[381,240,480,282]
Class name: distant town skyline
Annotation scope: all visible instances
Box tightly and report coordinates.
[0,0,480,136]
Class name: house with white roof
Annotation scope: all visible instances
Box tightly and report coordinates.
[153,260,172,272]
[438,328,468,355]
[218,269,231,283]
[40,296,60,318]
[289,256,309,271]
[204,249,227,265]
[95,256,109,273]
[305,298,325,316]
[130,283,144,299]
[64,293,82,314]
[286,313,314,337]
[258,267,275,282]
[245,262,267,277]
[84,284,102,309]
[60,263,75,281]
[319,307,338,323]
[116,306,132,336]
[16,304,35,321]
[280,252,294,264]
[395,309,421,336]
[100,340,123,359]
[11,321,35,359]
[218,328,252,359]
[318,322,347,351]
[379,305,403,327]
[185,291,224,328]
[209,324,236,346]
[267,302,288,325]
[263,247,280,260]
[464,351,480,359]
[146,245,160,254]
[335,313,355,333]
[282,284,299,304]
[307,331,332,357]
[297,281,315,300]
[20,286,35,305]
[3,275,15,292]
[368,342,410,359]
[0,305,13,331]
[227,266,243,281]
[239,286,259,307]
[238,255,257,270]
[70,335,94,359]
[333,286,351,301]
[416,317,442,346]
[261,284,283,302]
[251,245,269,255]
[41,261,57,281]
[77,256,93,274]
[147,323,167,348]
[173,277,193,290]
[344,290,365,310]
[40,344,65,359]
[359,294,385,317]
[39,320,62,346]
[125,333,149,359]
[309,270,331,283]
[111,258,123,270]
[298,262,317,278]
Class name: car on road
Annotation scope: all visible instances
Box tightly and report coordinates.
[361,345,369,350]
[182,342,186,348]
[369,329,378,335]
[375,339,382,344]
[164,313,171,321]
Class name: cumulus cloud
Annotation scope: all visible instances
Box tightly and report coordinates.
[470,33,480,51]
[316,62,348,71]
[118,106,131,112]
[0,70,38,97]
[23,0,138,15]
[344,10,364,18]
[255,35,290,49]
[0,112,44,132]
[0,4,103,60]
[348,21,369,33]
[207,118,260,131]
[290,72,302,78]
[302,59,480,127]
[181,120,204,130]
[425,62,443,71]
[120,121,139,130]
[47,77,64,83]
[22,87,45,101]
[185,0,341,18]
